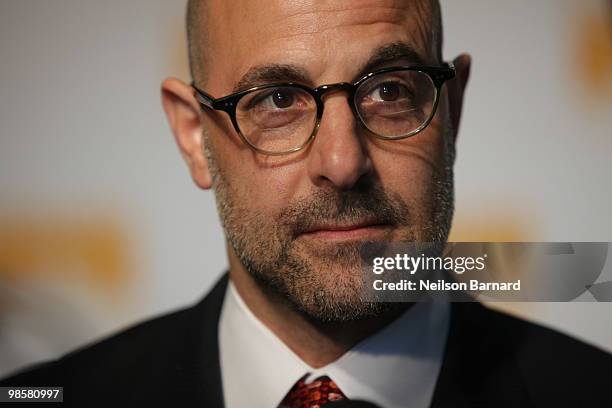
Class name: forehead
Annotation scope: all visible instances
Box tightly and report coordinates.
[204,0,436,90]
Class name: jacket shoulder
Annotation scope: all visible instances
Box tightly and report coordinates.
[1,273,229,407]
[470,304,612,405]
[1,304,195,386]
[476,304,612,365]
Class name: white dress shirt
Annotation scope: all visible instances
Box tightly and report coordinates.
[219,281,450,408]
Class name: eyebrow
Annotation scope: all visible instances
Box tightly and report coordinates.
[359,42,428,76]
[233,64,310,93]
[232,41,428,92]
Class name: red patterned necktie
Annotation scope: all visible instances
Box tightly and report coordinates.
[279,375,347,408]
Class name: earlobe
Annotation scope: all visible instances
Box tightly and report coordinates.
[161,77,213,189]
[448,53,472,137]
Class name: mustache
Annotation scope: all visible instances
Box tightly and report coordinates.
[279,182,410,237]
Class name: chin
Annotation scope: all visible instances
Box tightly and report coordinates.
[278,244,380,322]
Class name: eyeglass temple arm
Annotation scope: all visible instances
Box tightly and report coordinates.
[426,61,456,87]
[191,83,215,109]
[445,61,455,75]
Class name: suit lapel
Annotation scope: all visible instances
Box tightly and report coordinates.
[172,274,229,407]
[429,302,473,408]
[430,302,533,408]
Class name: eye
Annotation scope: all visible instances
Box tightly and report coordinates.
[250,88,302,110]
[271,90,294,108]
[377,82,400,101]
[368,81,410,102]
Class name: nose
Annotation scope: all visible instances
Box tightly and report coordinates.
[306,92,373,190]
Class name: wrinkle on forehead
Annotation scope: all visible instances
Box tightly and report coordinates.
[266,1,411,30]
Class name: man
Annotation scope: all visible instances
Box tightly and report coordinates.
[2,0,611,407]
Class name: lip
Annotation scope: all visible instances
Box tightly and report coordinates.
[298,219,393,241]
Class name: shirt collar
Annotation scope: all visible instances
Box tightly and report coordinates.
[219,280,450,408]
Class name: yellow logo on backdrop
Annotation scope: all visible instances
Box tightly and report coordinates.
[0,214,132,289]
[574,3,612,98]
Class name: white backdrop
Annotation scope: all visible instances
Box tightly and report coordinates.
[0,0,611,377]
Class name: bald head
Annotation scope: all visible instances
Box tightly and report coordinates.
[186,0,208,83]
[186,0,443,85]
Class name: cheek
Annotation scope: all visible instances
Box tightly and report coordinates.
[370,127,450,208]
[215,145,304,217]
[379,158,436,203]
[371,125,449,181]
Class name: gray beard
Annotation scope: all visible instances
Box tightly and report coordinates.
[203,126,455,323]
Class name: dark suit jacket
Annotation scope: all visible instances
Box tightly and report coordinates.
[2,274,611,407]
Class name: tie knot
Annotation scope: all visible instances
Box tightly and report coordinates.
[280,375,347,408]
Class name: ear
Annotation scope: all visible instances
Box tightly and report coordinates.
[161,77,213,189]
[447,53,471,139]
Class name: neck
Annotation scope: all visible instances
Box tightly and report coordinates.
[227,245,406,368]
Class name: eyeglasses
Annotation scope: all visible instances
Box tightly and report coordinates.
[192,63,455,156]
